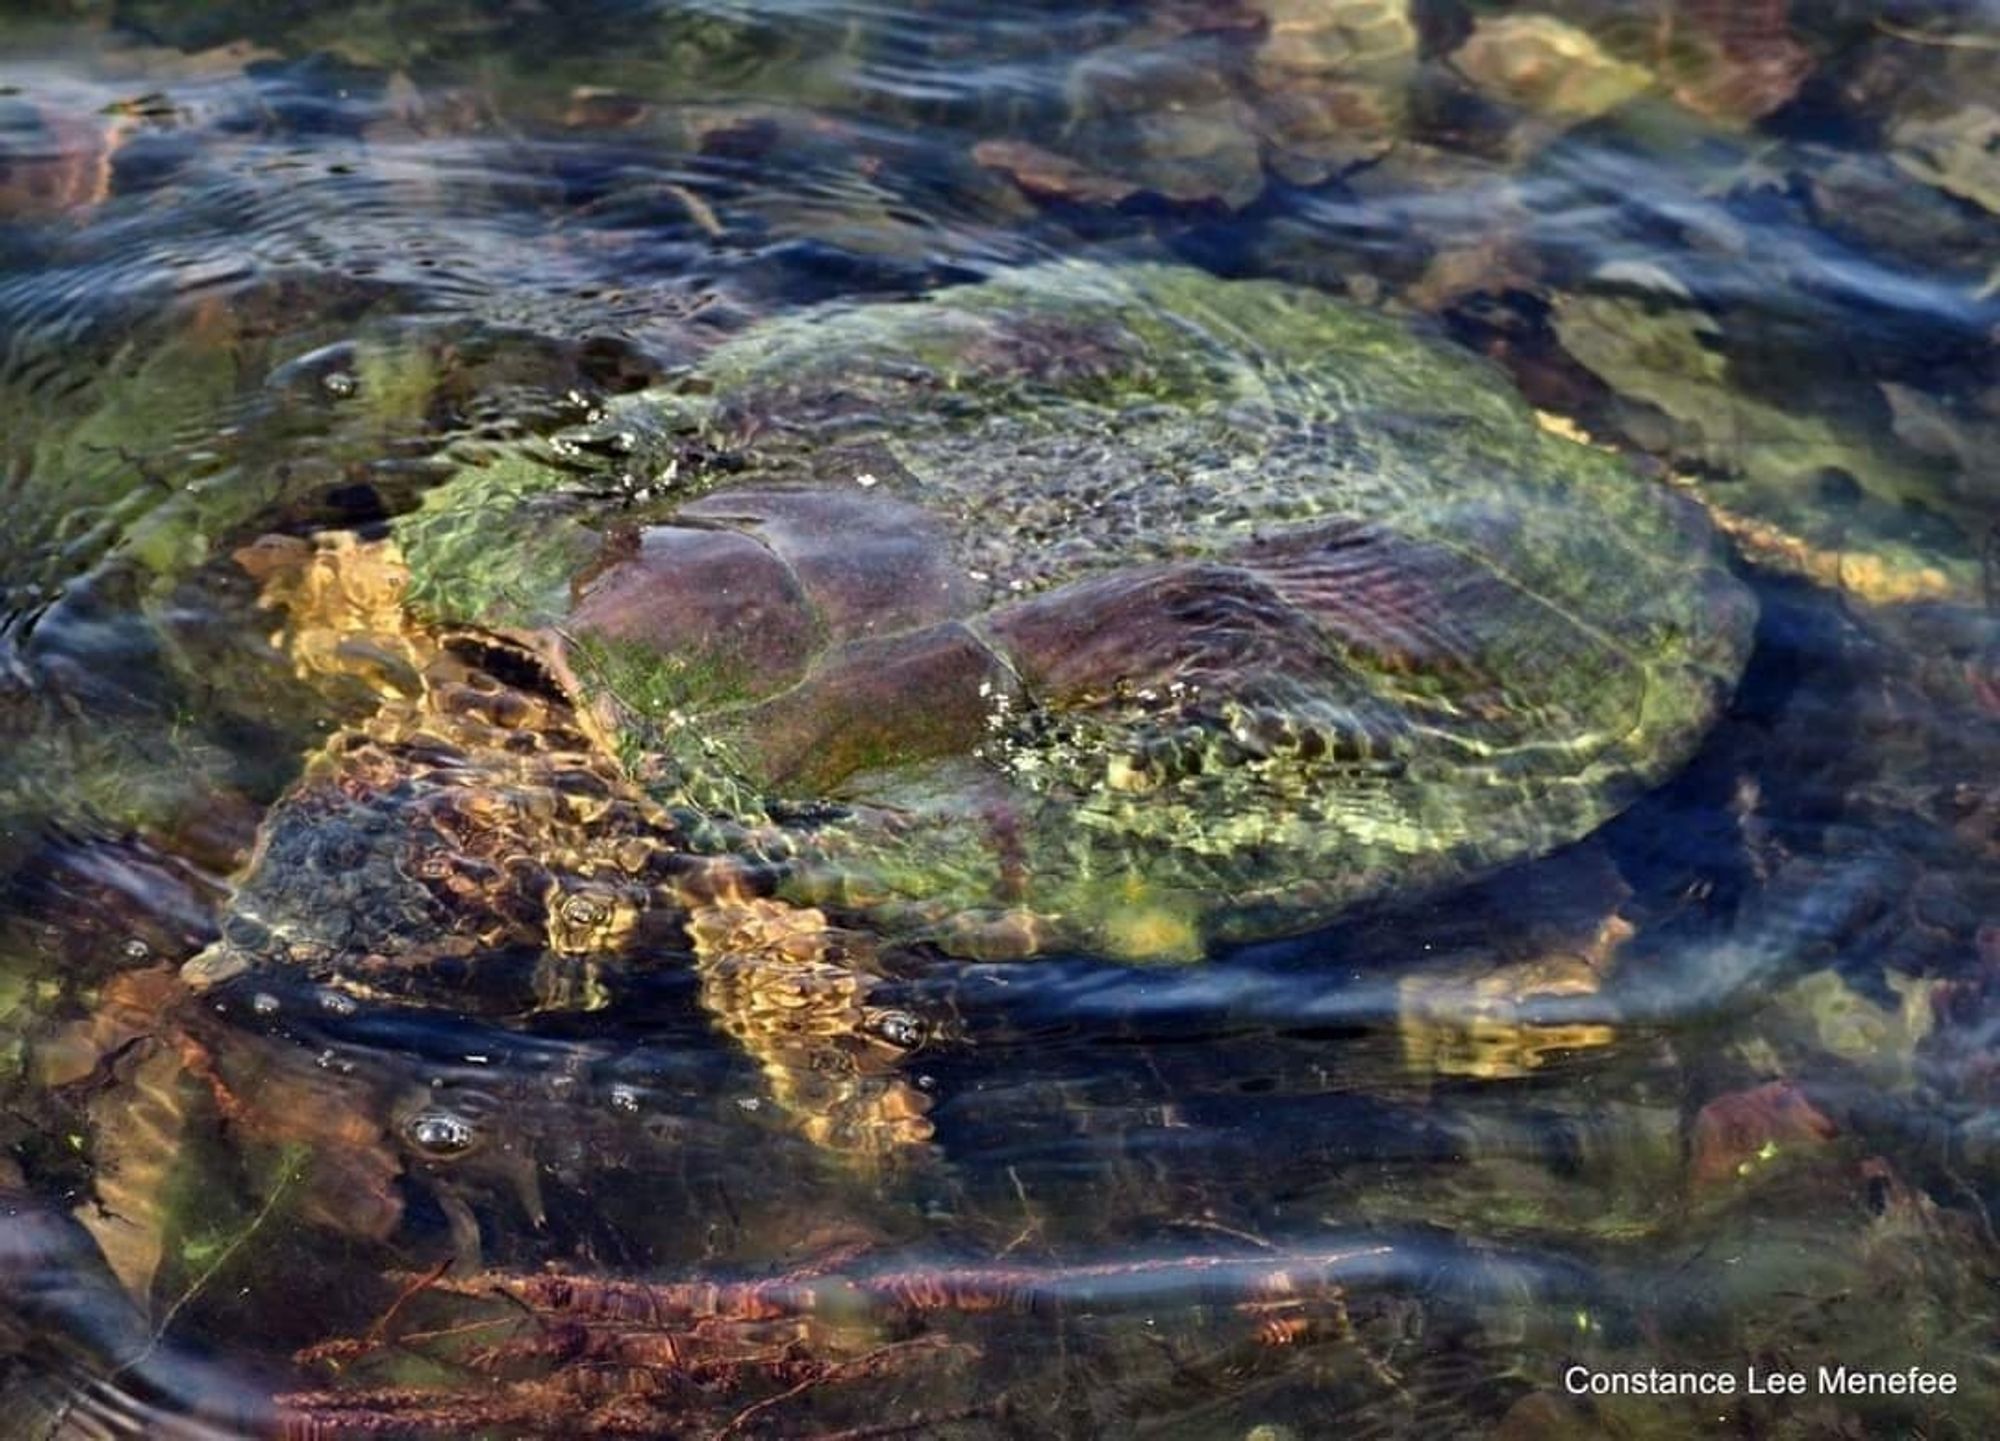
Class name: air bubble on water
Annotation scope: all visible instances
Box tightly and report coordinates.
[251,992,281,1015]
[737,1096,762,1112]
[319,990,359,1016]
[869,1010,925,1049]
[405,1109,479,1157]
[608,1083,641,1114]
[322,371,356,398]
[123,939,150,960]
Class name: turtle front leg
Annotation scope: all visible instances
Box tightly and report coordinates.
[686,899,935,1156]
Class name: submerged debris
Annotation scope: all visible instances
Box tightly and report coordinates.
[278,1245,1399,1438]
[1892,104,2000,216]
[1690,1080,1839,1189]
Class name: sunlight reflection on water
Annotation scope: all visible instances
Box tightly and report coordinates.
[1,1,1997,1435]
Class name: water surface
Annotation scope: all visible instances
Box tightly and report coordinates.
[1,2,1996,1436]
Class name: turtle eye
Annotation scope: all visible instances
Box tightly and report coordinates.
[221,913,274,952]
[560,893,609,928]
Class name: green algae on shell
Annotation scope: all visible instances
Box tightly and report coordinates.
[401,261,1754,960]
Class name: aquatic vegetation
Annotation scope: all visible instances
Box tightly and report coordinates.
[1551,280,1978,601]
[1892,104,2000,216]
[280,1244,1402,1437]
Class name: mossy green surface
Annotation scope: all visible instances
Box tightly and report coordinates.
[398,262,1754,958]
[398,448,599,628]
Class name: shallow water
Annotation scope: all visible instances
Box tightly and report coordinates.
[1,2,1997,1437]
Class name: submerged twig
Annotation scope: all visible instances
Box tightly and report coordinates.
[283,1245,1403,1437]
[368,1257,451,1344]
[424,1242,1396,1326]
[118,1150,303,1380]
[1873,18,2000,50]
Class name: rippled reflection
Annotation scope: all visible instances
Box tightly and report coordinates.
[2,0,1997,1436]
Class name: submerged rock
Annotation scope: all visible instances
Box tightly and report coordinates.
[1248,0,1419,183]
[1451,15,1653,125]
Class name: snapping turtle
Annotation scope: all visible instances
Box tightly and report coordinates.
[165,260,1749,1158]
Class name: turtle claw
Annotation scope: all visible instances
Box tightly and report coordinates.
[688,899,937,1155]
[179,943,251,990]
